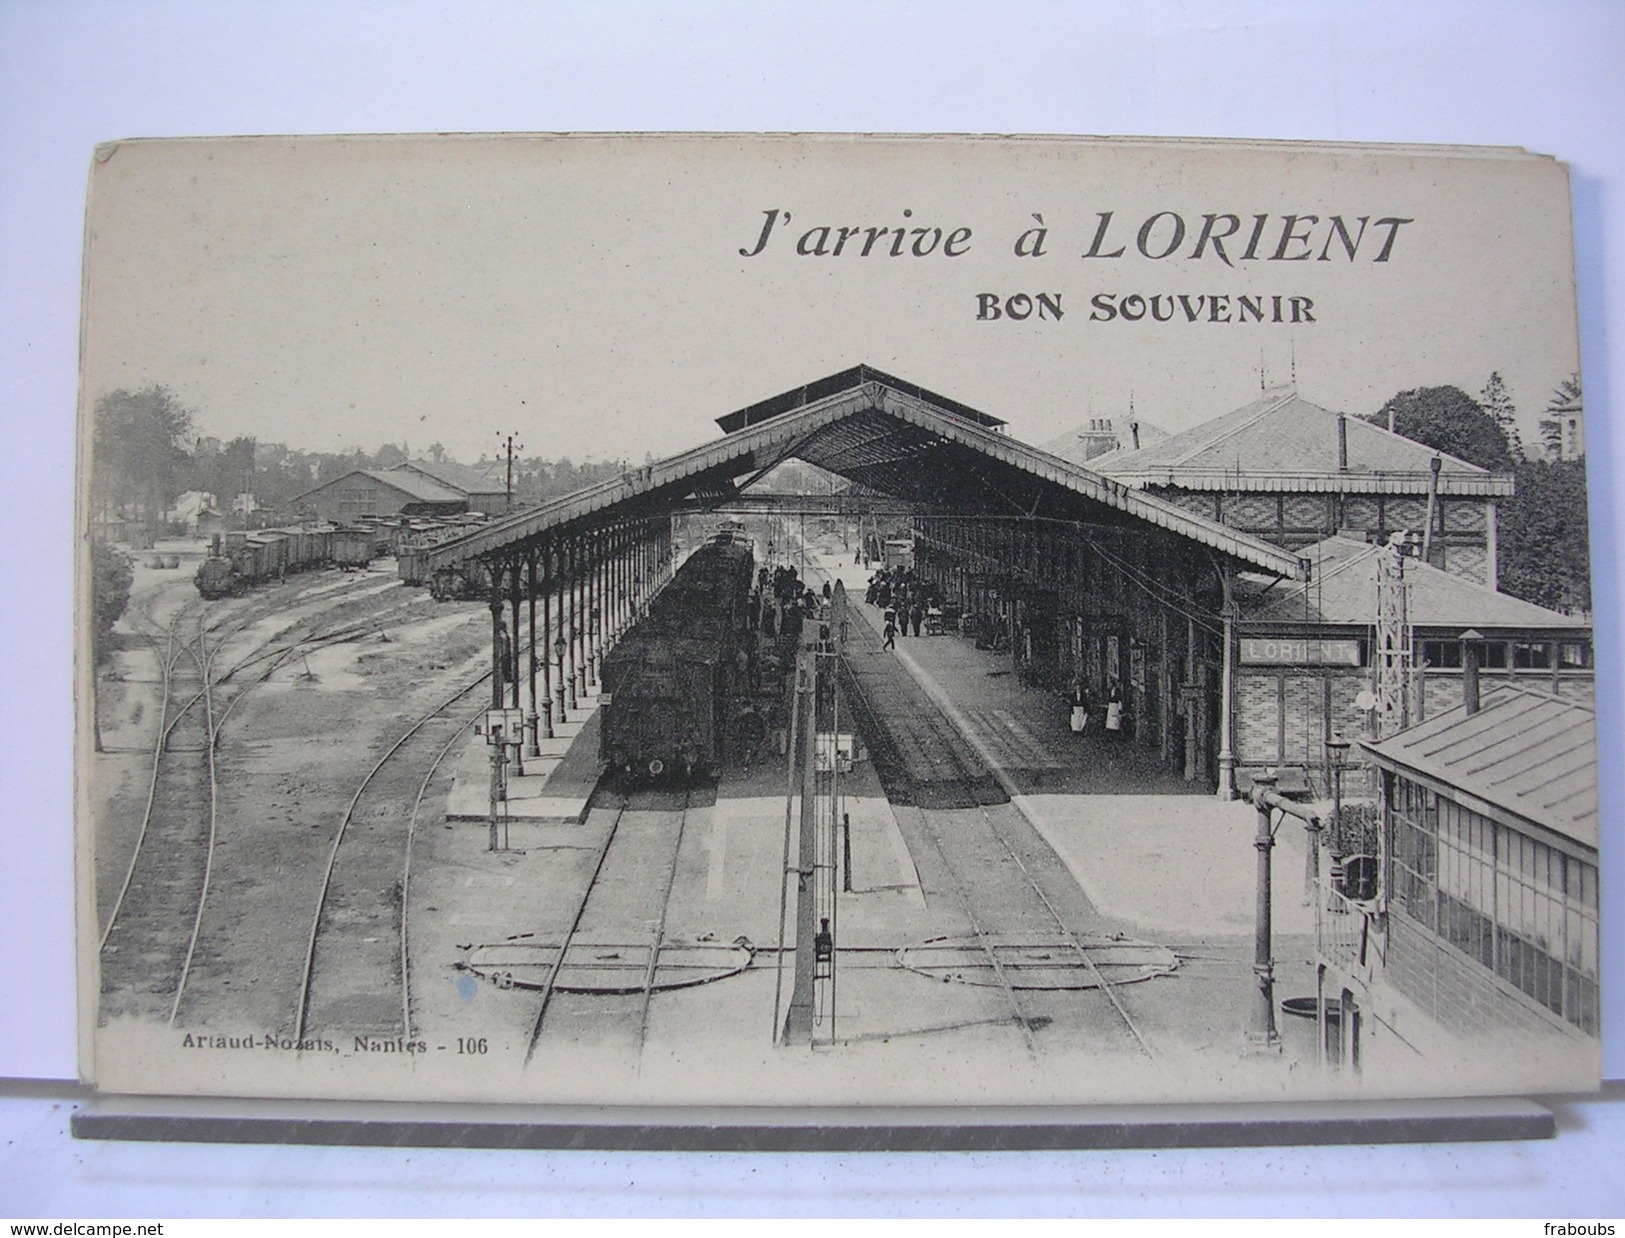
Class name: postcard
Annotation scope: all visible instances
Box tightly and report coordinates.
[78,134,1600,1106]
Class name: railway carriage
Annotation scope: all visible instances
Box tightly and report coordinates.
[600,535,755,781]
[192,524,360,597]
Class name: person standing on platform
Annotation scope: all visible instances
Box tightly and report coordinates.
[909,602,923,637]
[1105,681,1124,739]
[1070,684,1090,735]
[883,615,898,650]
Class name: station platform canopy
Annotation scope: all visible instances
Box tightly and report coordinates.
[423,366,1310,580]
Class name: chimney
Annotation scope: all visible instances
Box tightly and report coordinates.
[1460,628,1483,715]
[1337,413,1348,471]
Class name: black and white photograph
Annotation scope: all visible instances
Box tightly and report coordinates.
[75,133,1602,1108]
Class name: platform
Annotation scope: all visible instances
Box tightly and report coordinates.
[445,690,605,824]
[807,549,1318,941]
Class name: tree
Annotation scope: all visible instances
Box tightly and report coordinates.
[1498,458,1590,613]
[1539,373,1583,460]
[92,386,196,524]
[1478,371,1523,460]
[372,442,408,469]
[1366,386,1514,471]
[90,541,134,665]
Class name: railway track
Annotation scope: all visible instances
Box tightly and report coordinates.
[97,603,221,1023]
[521,785,701,1066]
[97,572,461,1028]
[293,671,493,1046]
[837,589,1160,1061]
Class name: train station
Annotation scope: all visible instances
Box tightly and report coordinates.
[397,364,1594,1094]
[92,364,1599,1106]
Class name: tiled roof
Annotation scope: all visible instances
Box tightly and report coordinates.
[291,468,465,505]
[391,458,507,496]
[1244,536,1588,630]
[1093,387,1514,495]
[1363,685,1597,849]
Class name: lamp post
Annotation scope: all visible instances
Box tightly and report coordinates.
[1326,737,1352,905]
[588,606,601,687]
[554,634,568,725]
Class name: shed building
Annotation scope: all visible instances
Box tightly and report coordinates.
[287,468,467,523]
[1310,686,1599,1087]
[388,458,509,514]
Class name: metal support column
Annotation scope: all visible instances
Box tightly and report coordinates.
[1217,566,1238,801]
[587,528,601,687]
[781,649,819,1045]
[526,550,540,757]
[541,544,556,738]
[566,533,580,709]
[507,559,525,775]
[575,531,589,699]
[488,569,505,710]
[557,541,572,718]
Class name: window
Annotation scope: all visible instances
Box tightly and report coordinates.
[336,486,379,518]
[1560,642,1591,668]
[1469,640,1508,669]
[1390,778,1438,931]
[1422,640,1462,669]
[1389,772,1600,1034]
[1512,642,1551,669]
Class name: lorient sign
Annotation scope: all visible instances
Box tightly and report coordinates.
[1240,638,1363,667]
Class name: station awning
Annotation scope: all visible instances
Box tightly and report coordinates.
[423,367,1310,581]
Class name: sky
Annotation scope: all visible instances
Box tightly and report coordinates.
[82,134,1580,467]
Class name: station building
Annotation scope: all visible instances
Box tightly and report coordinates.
[289,459,504,523]
[1093,387,1514,587]
[1231,535,1592,790]
[1041,414,1168,465]
[1310,686,1599,1081]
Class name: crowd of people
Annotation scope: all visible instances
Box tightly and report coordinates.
[864,565,942,649]
[746,562,827,641]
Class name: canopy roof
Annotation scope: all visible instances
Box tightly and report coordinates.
[424,367,1309,579]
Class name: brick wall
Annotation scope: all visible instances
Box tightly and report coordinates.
[1236,666,1370,775]
[1416,670,1596,718]
[1237,673,1279,762]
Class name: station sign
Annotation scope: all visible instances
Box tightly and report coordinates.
[475,707,527,743]
[1240,637,1363,667]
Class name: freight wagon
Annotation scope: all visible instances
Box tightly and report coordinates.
[193,524,374,598]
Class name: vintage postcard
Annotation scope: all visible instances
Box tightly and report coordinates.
[77,134,1600,1107]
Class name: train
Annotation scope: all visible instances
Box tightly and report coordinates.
[193,525,376,598]
[599,533,756,780]
[395,514,498,599]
